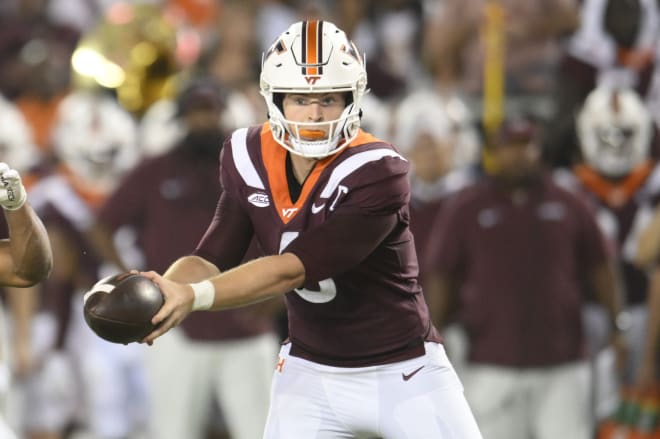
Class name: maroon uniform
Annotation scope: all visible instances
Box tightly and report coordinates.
[426,174,609,367]
[194,124,442,367]
[409,170,477,280]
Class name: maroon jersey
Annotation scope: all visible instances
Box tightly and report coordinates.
[426,174,609,367]
[195,124,441,367]
[408,169,477,280]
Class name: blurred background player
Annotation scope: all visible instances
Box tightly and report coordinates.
[0,86,53,439]
[423,115,625,439]
[392,90,481,373]
[0,158,53,439]
[394,89,480,270]
[553,85,660,419]
[12,89,148,439]
[90,78,280,439]
[0,92,45,439]
[0,157,52,439]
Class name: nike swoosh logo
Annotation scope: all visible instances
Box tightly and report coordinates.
[402,366,424,381]
[311,203,325,214]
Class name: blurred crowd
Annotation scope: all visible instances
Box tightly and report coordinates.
[0,0,658,438]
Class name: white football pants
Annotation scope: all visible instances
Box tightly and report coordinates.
[264,342,483,438]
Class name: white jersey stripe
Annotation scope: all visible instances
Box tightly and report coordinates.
[231,128,265,190]
[320,148,406,198]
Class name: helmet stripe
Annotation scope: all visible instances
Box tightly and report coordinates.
[307,20,319,75]
[301,21,307,74]
[318,20,324,74]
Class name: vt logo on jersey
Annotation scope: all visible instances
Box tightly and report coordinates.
[330,185,348,211]
[248,192,270,207]
[282,207,299,218]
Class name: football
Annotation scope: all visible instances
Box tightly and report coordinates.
[83,272,164,344]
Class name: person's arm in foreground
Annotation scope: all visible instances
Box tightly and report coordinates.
[141,253,304,344]
[5,285,38,377]
[0,163,52,287]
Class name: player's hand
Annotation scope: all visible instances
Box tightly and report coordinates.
[0,162,26,210]
[139,270,195,345]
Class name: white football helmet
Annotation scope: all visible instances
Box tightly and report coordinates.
[394,90,480,169]
[260,20,368,158]
[577,86,652,177]
[52,91,140,192]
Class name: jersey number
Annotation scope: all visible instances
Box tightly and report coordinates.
[280,232,337,303]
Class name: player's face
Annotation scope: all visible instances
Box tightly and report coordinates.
[492,140,541,184]
[282,93,346,141]
[409,132,453,183]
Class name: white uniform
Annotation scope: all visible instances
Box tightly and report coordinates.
[265,343,481,439]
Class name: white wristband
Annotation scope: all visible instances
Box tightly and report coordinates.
[190,280,215,311]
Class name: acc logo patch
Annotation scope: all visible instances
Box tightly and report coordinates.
[248,192,270,207]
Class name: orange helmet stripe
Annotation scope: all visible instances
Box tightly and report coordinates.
[301,20,324,76]
[306,20,319,75]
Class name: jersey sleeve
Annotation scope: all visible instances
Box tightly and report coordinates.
[193,139,254,270]
[332,154,411,216]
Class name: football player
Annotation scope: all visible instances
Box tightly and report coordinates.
[424,114,624,439]
[132,20,483,438]
[17,90,148,439]
[563,86,659,400]
[0,160,52,439]
[573,86,660,395]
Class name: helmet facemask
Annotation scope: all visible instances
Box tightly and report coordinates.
[264,92,362,158]
[590,124,639,177]
[577,87,652,178]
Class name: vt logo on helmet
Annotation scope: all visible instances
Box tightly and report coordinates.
[260,20,368,159]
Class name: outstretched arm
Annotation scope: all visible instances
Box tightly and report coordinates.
[0,164,52,287]
[141,253,304,344]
